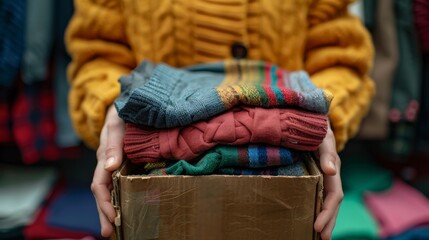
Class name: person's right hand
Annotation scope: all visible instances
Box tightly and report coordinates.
[92,105,125,237]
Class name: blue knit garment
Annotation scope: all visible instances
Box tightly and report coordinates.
[0,0,26,87]
[115,60,332,128]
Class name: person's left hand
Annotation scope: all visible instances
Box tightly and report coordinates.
[313,123,344,240]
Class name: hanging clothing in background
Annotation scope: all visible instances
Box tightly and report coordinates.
[414,0,429,151]
[53,0,79,148]
[359,0,399,139]
[362,0,376,31]
[391,0,423,113]
[12,83,61,164]
[0,0,26,87]
[382,0,422,159]
[0,0,79,164]
[22,0,54,84]
[0,88,14,143]
[416,56,429,151]
[413,0,429,53]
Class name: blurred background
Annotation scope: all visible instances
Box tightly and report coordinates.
[1,0,429,239]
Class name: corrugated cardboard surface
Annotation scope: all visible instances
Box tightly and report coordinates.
[112,158,323,240]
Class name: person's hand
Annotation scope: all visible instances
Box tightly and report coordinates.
[92,105,125,237]
[314,123,344,240]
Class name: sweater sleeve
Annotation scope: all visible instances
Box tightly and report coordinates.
[65,0,136,149]
[305,1,375,151]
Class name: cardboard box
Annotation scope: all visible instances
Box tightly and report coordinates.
[112,157,323,240]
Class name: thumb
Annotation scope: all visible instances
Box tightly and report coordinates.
[104,122,125,171]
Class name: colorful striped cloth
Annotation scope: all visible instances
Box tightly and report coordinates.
[148,159,306,176]
[115,60,333,128]
[124,107,328,163]
[142,145,310,175]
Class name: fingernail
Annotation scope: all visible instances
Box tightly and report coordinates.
[105,157,115,169]
[329,160,336,171]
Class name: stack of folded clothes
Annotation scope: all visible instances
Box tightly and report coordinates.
[115,60,332,176]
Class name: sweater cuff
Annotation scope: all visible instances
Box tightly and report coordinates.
[68,60,129,149]
[330,76,375,151]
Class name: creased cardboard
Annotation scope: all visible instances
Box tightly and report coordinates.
[112,157,323,240]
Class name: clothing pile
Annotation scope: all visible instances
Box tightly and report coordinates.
[115,60,333,176]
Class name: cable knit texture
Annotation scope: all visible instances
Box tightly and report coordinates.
[123,107,328,163]
[115,60,333,127]
[66,0,374,151]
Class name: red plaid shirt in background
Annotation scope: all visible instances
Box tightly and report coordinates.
[12,84,60,164]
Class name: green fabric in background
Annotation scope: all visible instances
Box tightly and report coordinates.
[341,155,393,194]
[333,193,379,240]
[334,153,392,240]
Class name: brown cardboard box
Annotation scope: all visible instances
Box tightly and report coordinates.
[112,157,323,240]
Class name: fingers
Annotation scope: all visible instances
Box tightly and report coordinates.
[321,207,339,240]
[104,106,125,171]
[318,129,338,176]
[314,187,342,232]
[91,161,117,237]
[92,105,125,237]
[96,201,113,237]
[314,153,343,238]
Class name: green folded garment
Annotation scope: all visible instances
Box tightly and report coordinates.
[143,145,310,176]
[148,160,306,176]
[333,193,379,240]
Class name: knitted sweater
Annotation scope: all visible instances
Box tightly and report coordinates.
[116,60,332,127]
[124,107,328,162]
[142,145,307,175]
[66,0,375,151]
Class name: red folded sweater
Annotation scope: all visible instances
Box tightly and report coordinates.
[124,107,328,163]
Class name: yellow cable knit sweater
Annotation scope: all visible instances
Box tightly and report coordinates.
[66,0,374,151]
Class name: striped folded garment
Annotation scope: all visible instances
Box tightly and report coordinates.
[142,145,310,175]
[115,60,333,128]
[147,158,307,176]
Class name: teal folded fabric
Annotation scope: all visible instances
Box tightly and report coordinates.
[341,154,393,194]
[144,145,309,175]
[148,160,306,176]
[333,193,379,240]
